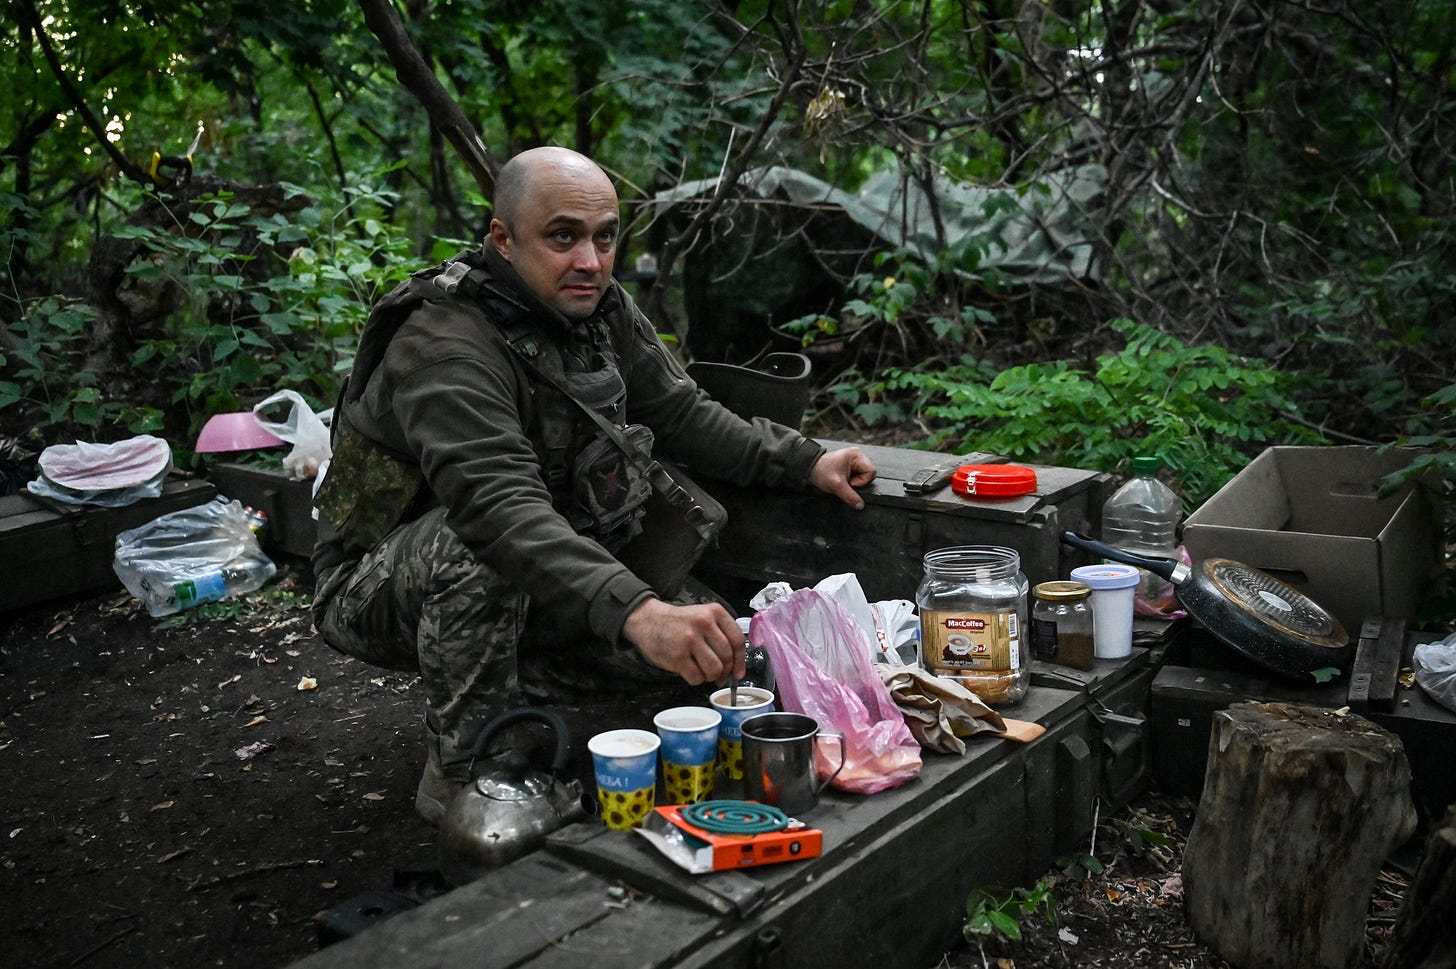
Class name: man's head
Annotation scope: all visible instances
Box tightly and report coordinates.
[488,147,619,322]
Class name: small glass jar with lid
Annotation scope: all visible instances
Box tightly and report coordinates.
[917,545,1030,705]
[1030,581,1095,670]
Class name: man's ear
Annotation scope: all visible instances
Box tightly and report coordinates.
[487,219,511,260]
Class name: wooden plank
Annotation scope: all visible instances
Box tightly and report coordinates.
[1368,617,1406,711]
[286,852,722,969]
[520,893,722,969]
[1346,617,1384,708]
[546,824,766,917]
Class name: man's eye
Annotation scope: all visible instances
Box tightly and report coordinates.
[552,231,575,245]
[597,230,617,246]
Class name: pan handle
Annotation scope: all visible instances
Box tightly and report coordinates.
[1060,531,1190,583]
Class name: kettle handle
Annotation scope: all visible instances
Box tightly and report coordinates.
[469,707,572,774]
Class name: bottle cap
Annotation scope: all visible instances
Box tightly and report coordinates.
[950,464,1037,499]
[1130,455,1162,475]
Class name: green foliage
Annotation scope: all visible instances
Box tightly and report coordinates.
[963,878,1057,943]
[2,176,436,458]
[1058,850,1104,882]
[853,319,1327,506]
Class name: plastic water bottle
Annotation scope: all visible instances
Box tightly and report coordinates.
[1101,455,1182,608]
[170,561,275,611]
[142,559,277,616]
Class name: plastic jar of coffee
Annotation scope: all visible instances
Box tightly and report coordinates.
[1031,581,1095,670]
[917,546,1030,705]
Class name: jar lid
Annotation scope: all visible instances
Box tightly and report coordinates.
[1033,580,1091,601]
[1069,563,1142,590]
[950,464,1037,498]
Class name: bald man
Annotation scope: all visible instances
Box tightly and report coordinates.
[312,147,875,825]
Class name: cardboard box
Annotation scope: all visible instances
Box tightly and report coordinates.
[1182,446,1440,634]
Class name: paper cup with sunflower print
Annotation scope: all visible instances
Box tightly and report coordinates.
[709,686,775,781]
[588,729,661,830]
[653,706,723,804]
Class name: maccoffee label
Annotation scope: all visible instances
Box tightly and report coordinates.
[921,609,1020,675]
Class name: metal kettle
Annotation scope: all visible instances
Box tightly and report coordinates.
[438,707,588,886]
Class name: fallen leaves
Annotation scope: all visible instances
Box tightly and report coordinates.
[216,674,242,690]
[234,741,274,761]
[297,676,318,691]
[157,846,192,864]
[152,801,174,812]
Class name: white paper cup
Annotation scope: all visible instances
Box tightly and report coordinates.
[1070,563,1141,659]
[709,686,775,780]
[588,728,661,830]
[653,706,722,804]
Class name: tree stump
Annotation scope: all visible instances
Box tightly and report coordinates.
[1379,801,1456,969]
[1182,701,1417,969]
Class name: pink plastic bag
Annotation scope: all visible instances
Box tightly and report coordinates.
[751,588,922,794]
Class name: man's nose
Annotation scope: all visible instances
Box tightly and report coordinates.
[573,240,602,273]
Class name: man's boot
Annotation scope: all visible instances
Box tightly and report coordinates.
[415,717,466,827]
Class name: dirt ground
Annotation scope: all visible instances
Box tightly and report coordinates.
[0,566,1407,969]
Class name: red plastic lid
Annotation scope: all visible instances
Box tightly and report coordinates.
[950,464,1037,499]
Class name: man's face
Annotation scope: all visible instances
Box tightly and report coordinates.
[490,166,619,321]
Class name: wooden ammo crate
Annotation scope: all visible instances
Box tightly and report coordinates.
[207,461,318,560]
[0,476,217,613]
[285,686,1093,969]
[697,441,1112,612]
[1031,645,1160,812]
[1149,627,1456,830]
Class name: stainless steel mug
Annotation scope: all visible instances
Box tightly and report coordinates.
[740,712,846,816]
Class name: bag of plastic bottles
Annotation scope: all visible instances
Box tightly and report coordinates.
[113,496,276,617]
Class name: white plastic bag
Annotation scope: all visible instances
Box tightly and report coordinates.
[113,496,276,617]
[252,390,332,480]
[27,435,172,507]
[1413,633,1456,714]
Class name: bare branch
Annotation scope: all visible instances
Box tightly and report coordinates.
[355,0,496,197]
[13,0,150,185]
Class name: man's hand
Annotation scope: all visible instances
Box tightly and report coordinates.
[621,597,745,686]
[809,446,877,509]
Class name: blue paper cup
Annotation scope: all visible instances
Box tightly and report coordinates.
[588,728,660,830]
[653,706,723,804]
[709,687,775,781]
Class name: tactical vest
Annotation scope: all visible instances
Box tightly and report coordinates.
[313,250,646,568]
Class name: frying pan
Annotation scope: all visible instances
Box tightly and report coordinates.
[1060,531,1351,680]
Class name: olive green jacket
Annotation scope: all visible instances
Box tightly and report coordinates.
[313,246,824,644]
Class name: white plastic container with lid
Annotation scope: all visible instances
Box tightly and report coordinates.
[1069,563,1141,659]
[1101,455,1181,608]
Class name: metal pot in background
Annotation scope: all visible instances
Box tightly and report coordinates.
[1060,532,1351,680]
[438,707,588,886]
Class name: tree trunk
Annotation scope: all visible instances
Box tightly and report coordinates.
[1182,701,1417,969]
[356,0,495,197]
[1379,802,1456,969]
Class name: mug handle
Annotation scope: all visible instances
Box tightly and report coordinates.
[813,731,847,794]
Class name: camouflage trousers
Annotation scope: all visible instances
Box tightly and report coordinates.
[313,506,676,779]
